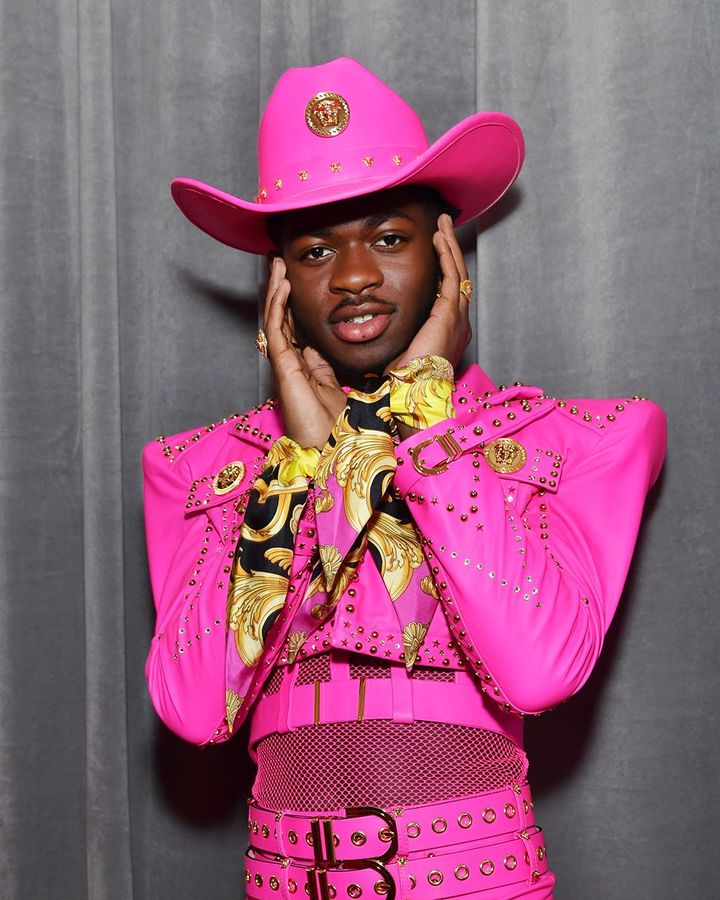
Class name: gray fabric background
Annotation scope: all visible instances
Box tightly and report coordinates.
[0,1,717,897]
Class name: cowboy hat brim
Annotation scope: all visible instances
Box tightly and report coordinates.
[171,112,524,255]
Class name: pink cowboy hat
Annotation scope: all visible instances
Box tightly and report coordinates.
[171,57,524,255]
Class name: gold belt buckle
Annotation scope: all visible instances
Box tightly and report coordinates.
[305,807,398,900]
[412,431,463,476]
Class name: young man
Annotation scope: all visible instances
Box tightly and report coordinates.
[144,58,666,899]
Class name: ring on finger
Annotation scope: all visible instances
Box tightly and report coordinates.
[255,328,269,359]
[459,279,473,301]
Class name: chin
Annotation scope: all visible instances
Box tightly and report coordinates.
[328,345,403,385]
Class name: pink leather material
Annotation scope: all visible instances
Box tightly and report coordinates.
[244,823,550,899]
[170,58,524,254]
[143,365,666,745]
[248,667,524,755]
[247,783,535,859]
[393,385,666,715]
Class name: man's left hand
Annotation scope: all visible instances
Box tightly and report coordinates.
[386,213,472,373]
[387,213,472,439]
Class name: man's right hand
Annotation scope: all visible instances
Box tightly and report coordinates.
[263,257,346,450]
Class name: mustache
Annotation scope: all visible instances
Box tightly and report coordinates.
[328,293,395,319]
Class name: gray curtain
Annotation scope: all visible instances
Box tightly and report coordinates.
[1,1,716,897]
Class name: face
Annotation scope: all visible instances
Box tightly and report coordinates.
[273,188,440,387]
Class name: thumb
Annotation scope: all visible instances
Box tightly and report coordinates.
[303,346,341,387]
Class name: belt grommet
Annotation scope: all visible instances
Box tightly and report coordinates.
[454,864,470,881]
[482,807,496,823]
[252,821,259,834]
[374,879,389,894]
[261,823,270,838]
[351,830,367,846]
[504,803,516,818]
[431,817,447,834]
[504,854,518,871]
[378,827,393,843]
[254,873,263,887]
[457,812,473,829]
[537,846,545,860]
[348,885,363,898]
[305,831,314,846]
[427,870,444,886]
[480,860,495,876]
[269,875,280,891]
[245,868,251,883]
[288,829,298,844]
[523,798,530,814]
[288,877,298,893]
[408,875,416,889]
[407,822,421,838]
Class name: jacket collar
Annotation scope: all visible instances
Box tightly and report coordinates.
[226,364,541,452]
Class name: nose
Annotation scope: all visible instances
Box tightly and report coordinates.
[328,244,384,296]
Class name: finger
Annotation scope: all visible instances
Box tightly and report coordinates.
[438,213,469,282]
[438,213,468,281]
[433,229,460,302]
[284,305,301,348]
[263,257,287,330]
[303,346,341,386]
[265,279,300,366]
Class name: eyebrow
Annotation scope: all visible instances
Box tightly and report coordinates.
[299,209,415,240]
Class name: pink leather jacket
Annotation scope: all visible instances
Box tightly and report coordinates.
[144,365,666,747]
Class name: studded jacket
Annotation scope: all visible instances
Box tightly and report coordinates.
[143,364,666,746]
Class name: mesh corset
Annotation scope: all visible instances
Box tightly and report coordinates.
[251,654,528,812]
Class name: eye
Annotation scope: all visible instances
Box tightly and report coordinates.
[374,232,404,249]
[300,245,333,261]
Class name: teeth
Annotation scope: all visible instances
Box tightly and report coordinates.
[346,314,374,324]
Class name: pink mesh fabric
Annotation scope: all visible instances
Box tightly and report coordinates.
[295,655,331,685]
[349,659,391,679]
[253,720,527,811]
[262,667,284,696]
[408,666,455,682]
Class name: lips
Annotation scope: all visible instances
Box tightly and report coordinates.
[329,301,395,343]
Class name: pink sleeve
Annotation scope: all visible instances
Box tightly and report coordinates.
[142,436,236,745]
[393,399,667,714]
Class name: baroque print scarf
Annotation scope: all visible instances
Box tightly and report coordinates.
[225,356,455,720]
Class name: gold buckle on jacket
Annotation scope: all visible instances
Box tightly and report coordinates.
[412,431,463,475]
[305,807,398,899]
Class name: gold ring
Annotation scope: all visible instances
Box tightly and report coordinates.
[459,279,473,301]
[255,328,269,358]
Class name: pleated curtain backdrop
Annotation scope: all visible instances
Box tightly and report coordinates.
[0,1,717,897]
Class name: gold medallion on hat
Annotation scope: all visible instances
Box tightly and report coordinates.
[305,91,350,137]
[213,461,246,495]
[483,438,527,474]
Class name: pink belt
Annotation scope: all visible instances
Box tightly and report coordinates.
[244,784,549,899]
[249,669,524,753]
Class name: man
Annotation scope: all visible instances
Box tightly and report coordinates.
[144,58,666,899]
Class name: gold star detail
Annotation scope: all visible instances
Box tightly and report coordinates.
[274,178,283,190]
[362,156,374,167]
[298,170,309,181]
[392,155,402,166]
[329,161,341,173]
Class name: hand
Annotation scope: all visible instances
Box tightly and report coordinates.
[263,257,346,449]
[386,213,472,372]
